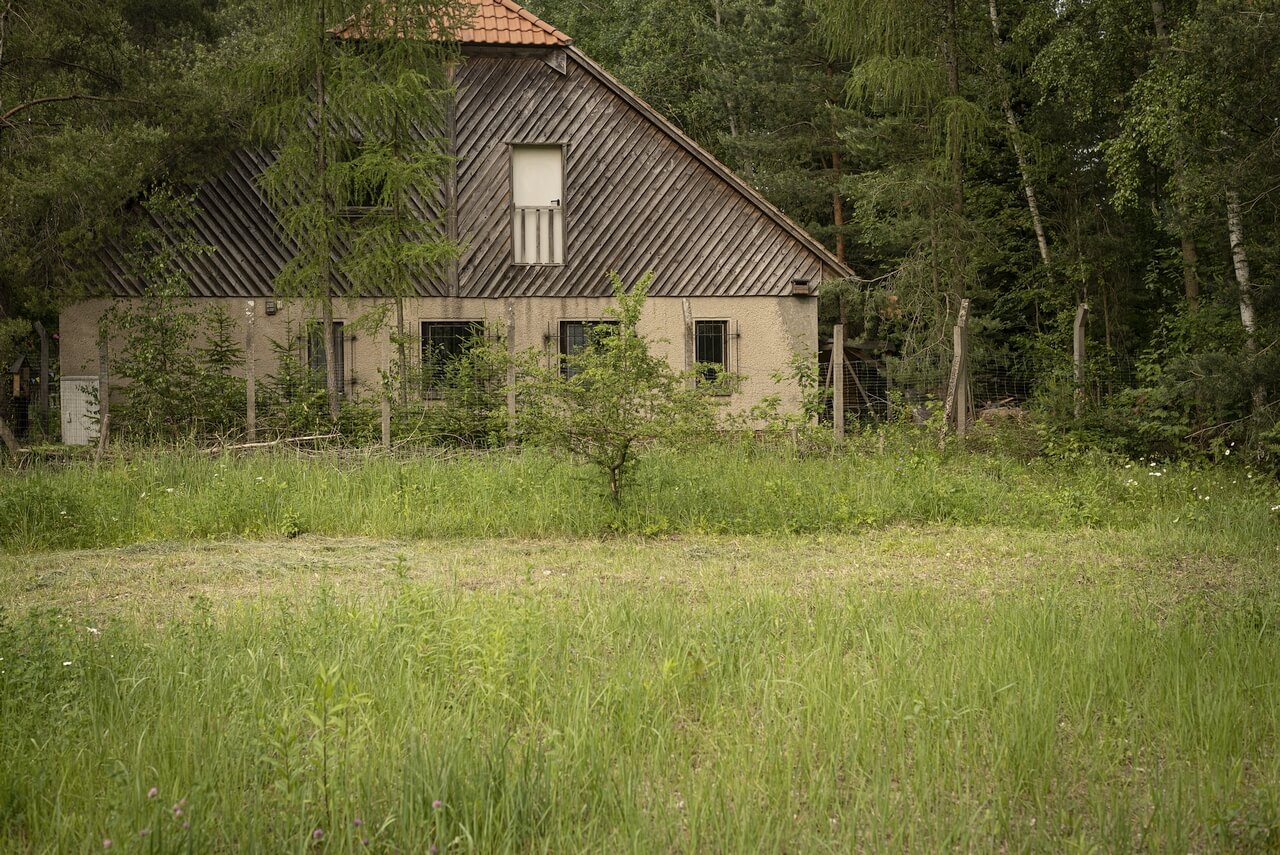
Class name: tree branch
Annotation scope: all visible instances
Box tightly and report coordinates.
[0,93,142,125]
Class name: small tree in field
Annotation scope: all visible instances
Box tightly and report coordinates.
[517,272,718,503]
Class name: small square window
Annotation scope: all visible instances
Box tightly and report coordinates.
[335,139,389,216]
[559,319,618,378]
[421,321,485,398]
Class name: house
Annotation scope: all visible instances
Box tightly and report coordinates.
[56,0,850,442]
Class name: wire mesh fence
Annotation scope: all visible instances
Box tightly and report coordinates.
[820,339,1142,425]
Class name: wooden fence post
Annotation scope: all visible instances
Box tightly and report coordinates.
[97,335,110,441]
[506,298,517,442]
[34,320,50,438]
[0,415,19,458]
[245,300,257,442]
[832,323,845,443]
[1073,303,1088,419]
[682,298,695,389]
[380,320,393,450]
[943,299,971,438]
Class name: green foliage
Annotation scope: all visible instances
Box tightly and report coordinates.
[239,0,466,421]
[100,191,246,442]
[3,438,1278,554]
[0,0,235,320]
[516,272,719,502]
[257,321,332,437]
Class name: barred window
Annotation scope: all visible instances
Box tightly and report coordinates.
[307,320,345,395]
[559,319,618,378]
[421,321,484,398]
[694,319,729,390]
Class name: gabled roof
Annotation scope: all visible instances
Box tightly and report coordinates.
[459,0,570,46]
[332,0,571,47]
[565,46,851,281]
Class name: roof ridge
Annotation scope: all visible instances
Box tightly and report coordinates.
[496,0,572,44]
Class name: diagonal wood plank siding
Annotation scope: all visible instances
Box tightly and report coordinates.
[98,48,841,300]
[455,51,835,298]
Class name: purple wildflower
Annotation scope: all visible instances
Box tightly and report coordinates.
[352,818,363,828]
[313,828,324,840]
[432,799,443,810]
[139,829,151,838]
[103,841,112,850]
[147,787,159,799]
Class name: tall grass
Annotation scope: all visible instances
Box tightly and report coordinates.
[2,442,1277,554]
[3,577,1279,852]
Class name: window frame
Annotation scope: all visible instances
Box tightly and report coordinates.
[694,318,733,396]
[334,137,392,218]
[558,318,619,378]
[509,142,567,267]
[306,319,347,396]
[420,319,487,399]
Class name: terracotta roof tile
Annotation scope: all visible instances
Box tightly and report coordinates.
[333,0,571,47]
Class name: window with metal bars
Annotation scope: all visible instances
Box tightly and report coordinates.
[306,320,345,395]
[421,321,485,398]
[694,319,730,392]
[558,319,618,378]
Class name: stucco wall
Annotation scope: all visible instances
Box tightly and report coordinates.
[59,294,817,415]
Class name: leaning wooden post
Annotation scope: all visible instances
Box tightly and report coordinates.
[34,320,50,438]
[505,298,517,443]
[832,323,845,442]
[1073,303,1088,419]
[0,416,19,458]
[97,334,110,442]
[942,299,971,438]
[245,300,257,442]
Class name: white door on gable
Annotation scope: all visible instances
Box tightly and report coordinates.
[511,145,564,264]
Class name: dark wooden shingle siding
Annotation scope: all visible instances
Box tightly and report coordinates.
[456,50,834,298]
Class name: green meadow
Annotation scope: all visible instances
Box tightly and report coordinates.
[2,445,1279,852]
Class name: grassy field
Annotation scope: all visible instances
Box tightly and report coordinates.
[2,446,1280,851]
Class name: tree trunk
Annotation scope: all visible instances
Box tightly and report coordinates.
[826,65,847,269]
[316,0,340,424]
[1226,190,1264,415]
[321,299,340,423]
[944,0,966,304]
[988,0,1051,267]
[1151,0,1201,310]
[396,296,408,407]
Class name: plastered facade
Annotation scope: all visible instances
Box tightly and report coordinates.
[60,293,818,416]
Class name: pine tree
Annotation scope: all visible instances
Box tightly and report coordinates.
[241,0,465,423]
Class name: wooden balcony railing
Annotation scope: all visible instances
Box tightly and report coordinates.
[513,205,564,265]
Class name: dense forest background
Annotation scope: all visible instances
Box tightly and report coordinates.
[1,0,1277,457]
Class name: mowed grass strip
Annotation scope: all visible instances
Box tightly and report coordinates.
[3,532,1279,852]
